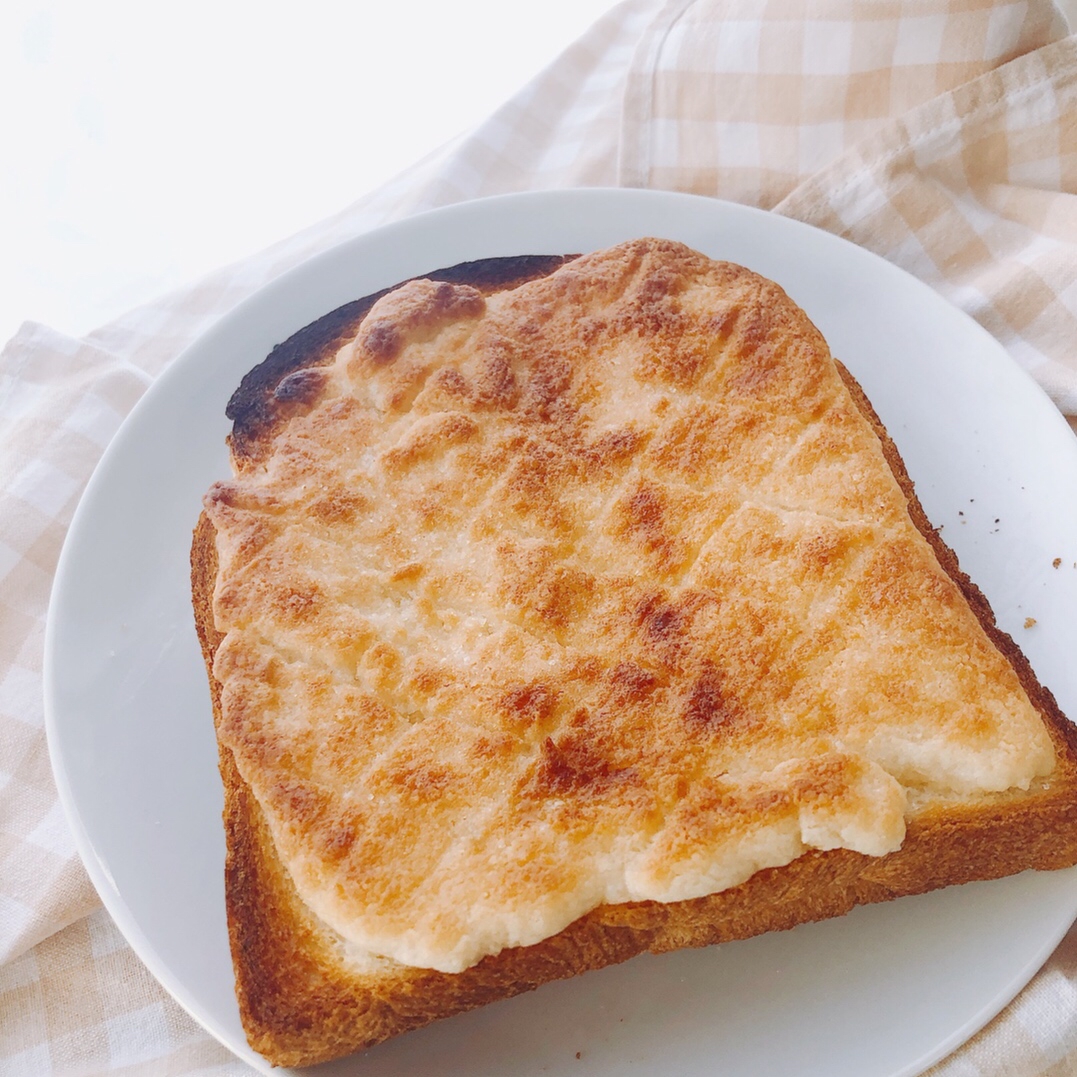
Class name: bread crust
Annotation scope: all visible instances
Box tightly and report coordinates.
[191,252,1077,1067]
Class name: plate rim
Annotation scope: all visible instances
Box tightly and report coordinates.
[43,186,1077,1077]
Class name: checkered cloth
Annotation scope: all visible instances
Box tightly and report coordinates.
[4,0,1077,1072]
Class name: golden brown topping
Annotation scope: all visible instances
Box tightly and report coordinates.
[527,734,636,798]
[497,682,560,733]
[353,279,486,367]
[207,237,1055,975]
[274,367,329,405]
[682,665,748,734]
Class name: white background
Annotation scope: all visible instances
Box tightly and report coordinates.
[0,0,620,347]
[4,1,1075,350]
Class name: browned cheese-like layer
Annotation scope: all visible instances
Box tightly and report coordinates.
[203,238,1054,974]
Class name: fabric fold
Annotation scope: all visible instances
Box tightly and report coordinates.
[776,36,1077,410]
[616,0,1069,207]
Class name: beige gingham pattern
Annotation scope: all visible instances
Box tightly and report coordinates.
[776,34,1077,412]
[620,0,1070,205]
[3,0,1077,1073]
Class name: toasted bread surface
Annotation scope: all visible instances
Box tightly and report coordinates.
[192,240,1077,1065]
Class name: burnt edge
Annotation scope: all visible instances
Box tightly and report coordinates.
[189,260,1077,1066]
[225,254,576,465]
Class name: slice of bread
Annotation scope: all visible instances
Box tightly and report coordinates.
[191,239,1077,1067]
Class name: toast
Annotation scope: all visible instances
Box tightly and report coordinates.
[191,239,1077,1067]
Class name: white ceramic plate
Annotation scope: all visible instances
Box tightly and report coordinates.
[45,189,1077,1077]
